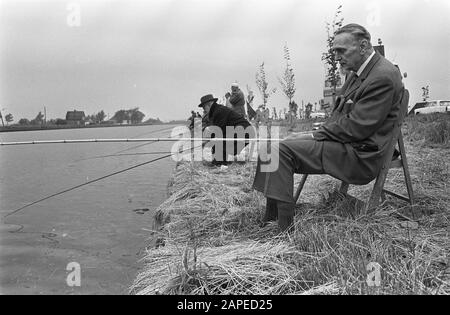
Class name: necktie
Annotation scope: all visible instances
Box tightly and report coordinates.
[345,71,358,92]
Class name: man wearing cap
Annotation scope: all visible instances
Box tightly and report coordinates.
[253,24,405,232]
[229,83,246,117]
[198,94,253,166]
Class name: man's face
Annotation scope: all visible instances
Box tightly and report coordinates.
[231,86,239,93]
[332,33,365,72]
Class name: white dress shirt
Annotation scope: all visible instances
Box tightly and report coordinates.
[356,50,376,77]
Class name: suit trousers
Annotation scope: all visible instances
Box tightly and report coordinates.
[252,139,366,204]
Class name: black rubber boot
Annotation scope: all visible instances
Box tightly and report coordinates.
[262,198,278,223]
[277,201,295,232]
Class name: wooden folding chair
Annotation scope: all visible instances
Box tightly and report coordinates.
[294,89,414,214]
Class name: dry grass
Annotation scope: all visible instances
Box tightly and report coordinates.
[131,122,449,295]
[404,113,450,147]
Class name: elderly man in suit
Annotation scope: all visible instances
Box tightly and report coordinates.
[253,24,404,231]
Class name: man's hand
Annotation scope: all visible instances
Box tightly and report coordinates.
[284,132,314,141]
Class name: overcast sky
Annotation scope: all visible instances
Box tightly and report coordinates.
[1,0,449,122]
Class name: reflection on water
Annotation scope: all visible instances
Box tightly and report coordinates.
[0,125,178,294]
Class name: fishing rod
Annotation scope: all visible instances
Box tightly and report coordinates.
[75,125,175,162]
[1,143,205,220]
[115,125,177,153]
[0,137,280,146]
[77,151,177,161]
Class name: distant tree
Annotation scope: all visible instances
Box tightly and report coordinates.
[19,118,30,125]
[56,118,67,125]
[278,43,297,109]
[289,101,298,118]
[255,62,277,108]
[111,108,145,124]
[322,5,344,108]
[36,111,44,121]
[111,109,130,124]
[96,110,106,123]
[130,108,145,124]
[5,113,13,125]
[31,111,44,125]
[305,103,313,119]
[84,114,94,123]
[145,117,163,125]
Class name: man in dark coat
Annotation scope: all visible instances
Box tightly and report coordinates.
[229,83,246,117]
[187,110,196,130]
[253,24,404,231]
[198,94,254,166]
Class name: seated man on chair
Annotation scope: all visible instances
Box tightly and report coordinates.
[252,24,404,231]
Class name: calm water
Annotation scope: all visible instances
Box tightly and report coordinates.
[0,125,178,294]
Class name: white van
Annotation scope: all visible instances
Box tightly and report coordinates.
[414,100,450,115]
[310,112,326,119]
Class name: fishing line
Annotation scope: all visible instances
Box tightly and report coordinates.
[74,140,158,162]
[1,143,204,220]
[112,140,157,154]
[114,125,177,154]
[131,125,176,139]
[76,151,175,161]
[74,125,177,162]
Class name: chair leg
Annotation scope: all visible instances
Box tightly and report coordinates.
[294,174,308,204]
[365,153,394,214]
[366,179,384,214]
[398,134,414,205]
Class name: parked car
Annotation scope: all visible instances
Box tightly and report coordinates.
[414,100,450,115]
[312,122,324,130]
[310,112,326,119]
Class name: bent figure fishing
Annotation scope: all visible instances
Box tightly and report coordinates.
[197,94,255,167]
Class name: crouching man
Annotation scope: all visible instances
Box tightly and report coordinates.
[253,24,404,232]
[198,94,255,166]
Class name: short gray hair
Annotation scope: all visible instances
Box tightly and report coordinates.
[336,24,372,43]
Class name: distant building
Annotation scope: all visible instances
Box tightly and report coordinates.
[66,110,86,126]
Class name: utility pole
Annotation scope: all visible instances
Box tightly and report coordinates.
[0,108,5,127]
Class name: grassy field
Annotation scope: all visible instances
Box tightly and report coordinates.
[131,113,449,295]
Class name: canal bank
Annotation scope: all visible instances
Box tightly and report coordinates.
[132,140,449,295]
